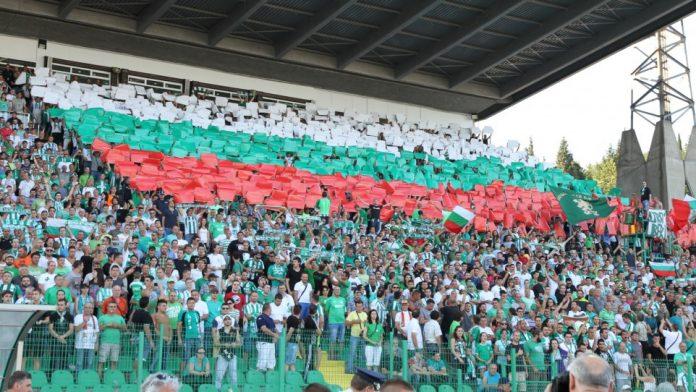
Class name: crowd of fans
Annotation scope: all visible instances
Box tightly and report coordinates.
[0,63,694,392]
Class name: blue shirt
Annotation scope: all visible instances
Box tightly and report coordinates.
[256,313,275,342]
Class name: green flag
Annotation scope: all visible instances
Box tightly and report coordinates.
[550,187,615,224]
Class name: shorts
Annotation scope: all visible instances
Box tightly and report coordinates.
[677,372,696,387]
[256,342,276,371]
[285,343,298,365]
[365,345,382,367]
[99,343,120,363]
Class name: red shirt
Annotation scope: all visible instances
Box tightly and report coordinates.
[102,296,128,316]
[0,126,12,140]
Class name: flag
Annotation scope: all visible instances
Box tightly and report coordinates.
[669,198,696,232]
[650,261,677,278]
[550,187,615,225]
[46,218,95,236]
[443,206,475,233]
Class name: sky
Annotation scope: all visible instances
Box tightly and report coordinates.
[480,13,696,168]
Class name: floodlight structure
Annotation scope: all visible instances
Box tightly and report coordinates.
[618,21,695,207]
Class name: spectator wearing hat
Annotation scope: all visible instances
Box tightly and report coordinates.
[213,313,241,391]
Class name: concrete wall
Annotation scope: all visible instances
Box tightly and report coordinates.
[0,33,474,127]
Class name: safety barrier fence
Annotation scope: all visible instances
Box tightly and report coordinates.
[18,320,695,392]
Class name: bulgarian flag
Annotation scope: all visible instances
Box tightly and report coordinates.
[650,260,677,278]
[670,197,696,232]
[46,218,96,236]
[443,206,475,233]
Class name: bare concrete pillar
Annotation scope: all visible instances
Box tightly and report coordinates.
[645,119,685,208]
[683,125,696,195]
[617,129,646,198]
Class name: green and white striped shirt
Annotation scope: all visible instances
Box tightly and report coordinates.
[244,302,263,333]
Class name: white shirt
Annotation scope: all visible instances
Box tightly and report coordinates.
[269,302,288,329]
[394,310,412,334]
[18,179,34,198]
[406,318,423,350]
[662,329,683,354]
[293,281,313,303]
[423,319,442,344]
[38,272,56,290]
[612,351,632,379]
[207,253,226,278]
[479,290,494,310]
[194,300,209,334]
[73,314,99,349]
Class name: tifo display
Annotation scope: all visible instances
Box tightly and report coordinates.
[0,62,693,392]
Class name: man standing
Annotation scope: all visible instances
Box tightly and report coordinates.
[73,302,99,372]
[293,272,313,320]
[152,299,173,372]
[98,301,126,377]
[325,286,347,360]
[101,285,128,316]
[177,297,202,373]
[256,303,279,372]
[48,298,74,370]
[641,181,651,212]
[345,300,368,374]
[613,342,633,391]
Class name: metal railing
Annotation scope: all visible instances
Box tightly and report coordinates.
[18,319,695,392]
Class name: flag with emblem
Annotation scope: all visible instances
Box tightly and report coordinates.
[443,206,475,233]
[550,187,615,225]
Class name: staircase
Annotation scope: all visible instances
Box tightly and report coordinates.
[318,350,353,389]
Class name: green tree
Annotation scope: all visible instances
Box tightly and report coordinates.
[678,133,686,159]
[586,144,618,193]
[556,137,586,179]
[525,137,535,156]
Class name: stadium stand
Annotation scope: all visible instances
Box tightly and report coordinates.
[0,56,694,392]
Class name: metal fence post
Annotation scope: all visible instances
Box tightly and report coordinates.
[279,329,286,392]
[156,324,164,372]
[137,332,145,385]
[457,368,463,392]
[511,349,517,392]
[388,332,394,378]
[687,355,694,392]
[401,340,408,381]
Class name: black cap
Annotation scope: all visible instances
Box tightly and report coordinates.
[355,368,386,387]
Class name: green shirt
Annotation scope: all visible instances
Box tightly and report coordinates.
[524,340,545,370]
[476,341,493,364]
[674,352,694,374]
[365,323,384,345]
[98,314,125,344]
[317,198,331,216]
[179,309,201,339]
[44,286,72,305]
[325,296,347,324]
[166,303,183,330]
[268,264,287,287]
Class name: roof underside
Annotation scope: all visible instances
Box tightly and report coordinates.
[2,0,696,118]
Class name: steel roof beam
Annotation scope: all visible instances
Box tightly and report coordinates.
[336,0,443,69]
[208,0,269,46]
[450,0,608,88]
[499,0,692,98]
[394,0,522,80]
[136,0,177,34]
[275,0,358,59]
[57,0,80,19]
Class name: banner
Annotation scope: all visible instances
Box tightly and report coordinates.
[550,187,615,224]
[646,209,667,239]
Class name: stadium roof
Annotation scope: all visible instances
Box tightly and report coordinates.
[1,0,695,118]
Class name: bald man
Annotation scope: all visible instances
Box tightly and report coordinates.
[568,353,615,392]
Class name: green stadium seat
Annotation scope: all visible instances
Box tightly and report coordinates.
[180,384,194,392]
[460,385,474,392]
[328,384,343,392]
[65,385,83,392]
[93,385,115,392]
[438,385,455,392]
[103,369,126,386]
[198,384,216,392]
[245,369,264,386]
[306,370,325,384]
[28,370,48,389]
[286,385,303,392]
[51,370,74,388]
[243,384,261,392]
[419,385,437,392]
[286,371,304,386]
[40,386,61,392]
[266,370,280,385]
[77,369,101,387]
[120,384,139,392]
